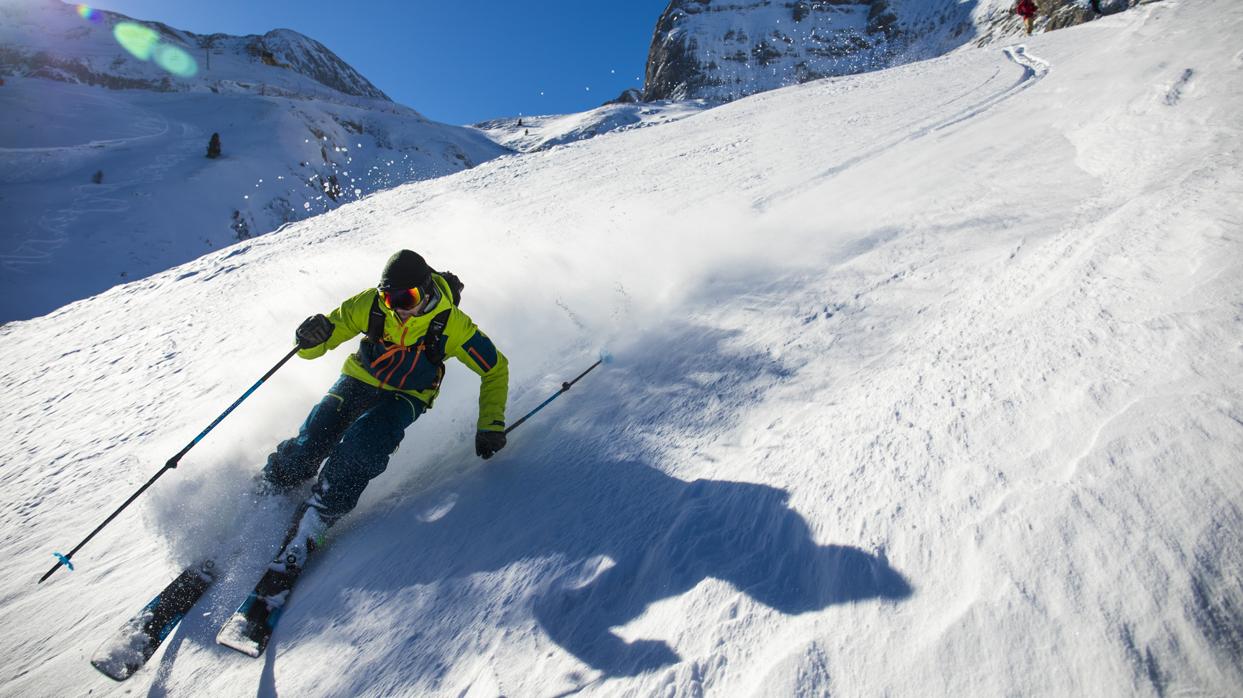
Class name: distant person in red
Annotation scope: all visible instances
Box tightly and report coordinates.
[1015,0,1038,35]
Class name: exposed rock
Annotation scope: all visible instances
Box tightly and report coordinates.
[642,0,1134,104]
[248,29,389,101]
[607,88,644,105]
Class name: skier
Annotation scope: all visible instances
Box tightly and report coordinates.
[1014,0,1038,35]
[262,249,509,569]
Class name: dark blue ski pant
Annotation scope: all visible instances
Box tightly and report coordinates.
[263,375,424,522]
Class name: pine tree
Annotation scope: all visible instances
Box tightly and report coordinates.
[207,132,222,159]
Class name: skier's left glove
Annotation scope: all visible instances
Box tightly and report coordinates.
[296,314,334,349]
[475,430,506,460]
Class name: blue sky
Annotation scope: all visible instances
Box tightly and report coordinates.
[88,1,672,125]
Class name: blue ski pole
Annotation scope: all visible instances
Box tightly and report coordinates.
[505,354,608,436]
[39,346,300,583]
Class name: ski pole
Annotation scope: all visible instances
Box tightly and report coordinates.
[505,354,607,436]
[39,346,301,584]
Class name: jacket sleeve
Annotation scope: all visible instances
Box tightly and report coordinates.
[296,289,372,359]
[445,309,509,432]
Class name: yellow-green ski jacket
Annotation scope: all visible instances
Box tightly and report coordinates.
[298,274,508,432]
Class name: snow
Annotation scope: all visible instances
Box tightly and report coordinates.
[0,0,509,323]
[2,0,1242,696]
[474,99,711,154]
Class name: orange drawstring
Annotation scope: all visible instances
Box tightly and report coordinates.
[396,346,423,390]
[370,325,411,389]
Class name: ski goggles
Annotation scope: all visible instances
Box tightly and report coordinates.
[381,285,424,311]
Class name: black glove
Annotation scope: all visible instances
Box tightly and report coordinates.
[295,314,334,349]
[475,430,506,460]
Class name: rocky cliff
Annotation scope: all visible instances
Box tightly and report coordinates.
[642,0,1132,103]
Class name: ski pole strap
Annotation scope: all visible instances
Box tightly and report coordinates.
[504,359,602,436]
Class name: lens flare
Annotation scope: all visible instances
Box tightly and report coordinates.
[114,21,158,61]
[75,4,99,22]
[112,21,198,78]
[154,44,198,77]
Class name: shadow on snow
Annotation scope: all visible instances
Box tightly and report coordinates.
[330,321,914,681]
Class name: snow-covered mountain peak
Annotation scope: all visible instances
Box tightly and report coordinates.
[474,99,711,153]
[213,27,391,102]
[0,0,390,104]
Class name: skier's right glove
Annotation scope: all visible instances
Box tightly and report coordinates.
[475,430,506,460]
[295,314,334,349]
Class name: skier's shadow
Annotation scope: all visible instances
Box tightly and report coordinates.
[339,323,913,679]
[526,470,913,676]
[522,330,910,676]
[353,456,913,679]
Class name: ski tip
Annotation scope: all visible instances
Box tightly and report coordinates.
[216,615,265,658]
[90,656,138,682]
[217,637,263,658]
[90,631,151,682]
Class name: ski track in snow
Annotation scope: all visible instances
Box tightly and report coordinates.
[2,1,1243,696]
[0,100,176,273]
[753,44,1050,212]
[3,118,200,275]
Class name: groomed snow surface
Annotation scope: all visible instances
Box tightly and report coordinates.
[2,1,1241,695]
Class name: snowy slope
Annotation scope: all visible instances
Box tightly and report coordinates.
[0,0,509,323]
[2,1,1242,696]
[474,99,710,153]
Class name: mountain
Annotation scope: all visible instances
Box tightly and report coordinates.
[2,0,1241,695]
[0,0,509,323]
[642,0,1129,102]
[474,98,711,153]
[0,0,389,101]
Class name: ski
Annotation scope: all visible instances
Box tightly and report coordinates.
[216,503,323,657]
[214,559,306,657]
[90,560,216,681]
